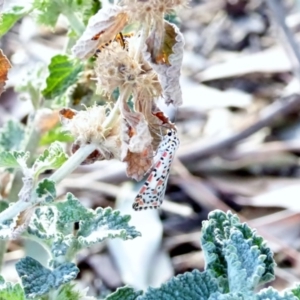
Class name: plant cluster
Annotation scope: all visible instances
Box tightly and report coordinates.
[1,1,300,299]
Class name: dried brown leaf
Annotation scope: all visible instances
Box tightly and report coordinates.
[144,21,184,106]
[35,109,60,133]
[0,49,12,96]
[72,6,128,59]
[120,99,153,153]
[120,117,153,181]
[134,91,174,150]
[124,145,153,181]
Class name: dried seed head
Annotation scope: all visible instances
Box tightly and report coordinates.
[122,0,188,22]
[137,71,162,97]
[60,106,121,160]
[95,42,141,95]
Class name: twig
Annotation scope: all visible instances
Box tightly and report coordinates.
[267,0,300,81]
[177,94,300,161]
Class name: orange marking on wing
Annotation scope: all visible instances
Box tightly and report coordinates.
[134,197,144,206]
[147,173,153,182]
[157,180,164,186]
[140,186,147,194]
[155,161,162,168]
[91,31,105,41]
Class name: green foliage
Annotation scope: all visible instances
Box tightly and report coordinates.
[54,193,94,223]
[0,215,17,240]
[75,0,101,25]
[25,193,142,248]
[55,283,84,300]
[165,12,181,26]
[32,0,100,28]
[255,287,298,300]
[40,126,74,146]
[201,210,275,292]
[36,179,56,203]
[102,211,297,300]
[105,287,143,300]
[32,0,65,28]
[33,142,68,176]
[27,207,57,241]
[2,1,300,299]
[77,207,141,247]
[6,193,141,298]
[16,256,79,298]
[292,285,300,299]
[42,55,84,100]
[0,151,29,169]
[0,5,32,37]
[0,275,25,300]
[138,270,219,300]
[15,64,48,109]
[0,120,25,151]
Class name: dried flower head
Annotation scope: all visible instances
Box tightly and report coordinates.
[60,106,121,160]
[70,0,186,180]
[95,41,141,95]
[122,0,189,23]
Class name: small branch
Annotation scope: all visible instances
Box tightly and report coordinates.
[62,9,85,37]
[50,144,97,184]
[0,144,96,223]
[0,95,123,223]
[177,94,300,161]
[0,201,30,224]
[134,24,150,61]
[267,0,300,81]
[0,241,7,272]
[102,97,121,129]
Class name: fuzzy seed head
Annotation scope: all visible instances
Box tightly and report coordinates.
[138,71,162,97]
[121,0,188,22]
[95,42,141,95]
[62,106,121,159]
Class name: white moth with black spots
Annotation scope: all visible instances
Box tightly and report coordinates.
[132,128,180,211]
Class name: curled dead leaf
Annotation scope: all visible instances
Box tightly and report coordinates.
[34,109,60,133]
[0,49,12,97]
[144,20,184,107]
[120,119,153,181]
[120,100,153,154]
[123,146,153,181]
[134,91,175,149]
[72,6,128,59]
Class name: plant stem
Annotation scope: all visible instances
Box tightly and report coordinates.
[102,97,121,129]
[8,117,41,202]
[0,98,122,223]
[63,9,85,37]
[0,144,96,223]
[0,115,42,270]
[0,241,7,272]
[134,24,150,62]
[50,143,97,184]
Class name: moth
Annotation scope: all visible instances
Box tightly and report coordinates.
[132,128,179,210]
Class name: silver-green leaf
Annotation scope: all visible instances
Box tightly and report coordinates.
[78,207,141,247]
[16,256,79,298]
